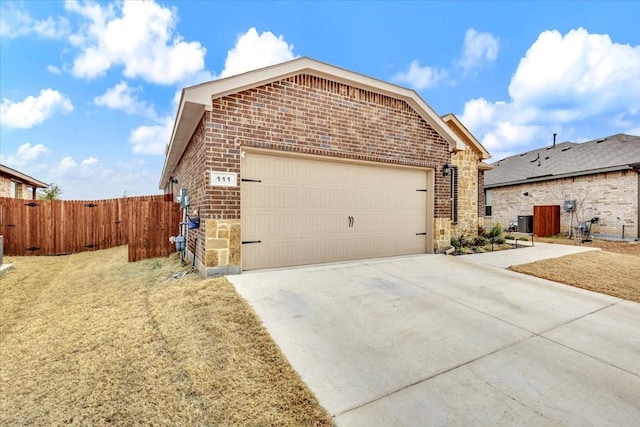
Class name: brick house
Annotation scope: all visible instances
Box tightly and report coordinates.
[484,134,640,240]
[0,164,48,200]
[160,57,491,275]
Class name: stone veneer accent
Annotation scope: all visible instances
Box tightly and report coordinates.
[486,170,638,239]
[434,217,453,251]
[201,219,241,276]
[451,147,482,237]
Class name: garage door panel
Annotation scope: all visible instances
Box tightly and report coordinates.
[241,152,430,270]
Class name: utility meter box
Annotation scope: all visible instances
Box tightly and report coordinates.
[174,235,186,252]
[563,200,576,212]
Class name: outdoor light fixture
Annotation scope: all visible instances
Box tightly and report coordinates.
[170,177,178,183]
[442,163,450,177]
[523,192,529,196]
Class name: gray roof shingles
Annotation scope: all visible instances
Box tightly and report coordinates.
[485,134,640,188]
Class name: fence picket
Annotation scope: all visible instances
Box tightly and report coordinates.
[0,195,179,262]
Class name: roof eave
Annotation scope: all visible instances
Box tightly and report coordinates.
[0,164,48,188]
[159,98,207,188]
[485,164,635,188]
[160,57,471,187]
[478,162,494,171]
[440,113,491,160]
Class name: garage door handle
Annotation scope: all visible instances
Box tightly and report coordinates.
[348,216,354,227]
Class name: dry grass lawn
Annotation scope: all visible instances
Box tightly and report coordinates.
[510,238,640,303]
[0,247,333,426]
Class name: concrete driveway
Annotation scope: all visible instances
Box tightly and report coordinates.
[229,243,640,426]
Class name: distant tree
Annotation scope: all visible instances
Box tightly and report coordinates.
[38,183,63,200]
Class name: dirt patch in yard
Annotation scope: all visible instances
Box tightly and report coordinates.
[510,239,640,303]
[0,247,332,426]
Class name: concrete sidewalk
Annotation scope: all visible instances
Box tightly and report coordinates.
[460,240,601,268]
[230,244,640,426]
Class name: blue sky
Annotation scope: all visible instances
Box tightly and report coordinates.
[1,0,639,200]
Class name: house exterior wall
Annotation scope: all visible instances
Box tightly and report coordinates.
[0,175,35,199]
[478,170,485,222]
[168,74,459,274]
[0,175,14,198]
[486,169,639,239]
[451,147,482,236]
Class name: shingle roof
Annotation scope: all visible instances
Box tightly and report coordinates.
[485,134,640,188]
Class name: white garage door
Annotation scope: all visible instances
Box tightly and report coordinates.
[241,152,430,270]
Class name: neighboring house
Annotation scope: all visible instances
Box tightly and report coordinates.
[484,134,640,240]
[160,57,491,275]
[0,164,48,200]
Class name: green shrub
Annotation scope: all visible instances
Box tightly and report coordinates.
[473,236,488,246]
[484,223,503,240]
[451,233,470,253]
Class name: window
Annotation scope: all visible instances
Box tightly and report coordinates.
[485,189,492,217]
[10,181,21,198]
[451,167,458,223]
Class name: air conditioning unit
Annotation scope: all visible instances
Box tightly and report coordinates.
[563,200,576,212]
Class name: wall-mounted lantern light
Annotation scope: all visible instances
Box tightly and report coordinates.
[442,163,451,177]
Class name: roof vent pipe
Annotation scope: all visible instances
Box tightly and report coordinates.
[553,133,557,149]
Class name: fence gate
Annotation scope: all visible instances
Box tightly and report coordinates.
[0,195,179,261]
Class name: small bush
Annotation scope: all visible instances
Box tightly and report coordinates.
[473,236,488,246]
[484,224,503,240]
[451,233,470,253]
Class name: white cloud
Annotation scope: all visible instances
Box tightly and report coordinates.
[66,0,207,84]
[51,155,101,177]
[80,157,99,167]
[392,60,448,90]
[47,65,62,74]
[509,27,640,118]
[393,28,498,89]
[460,27,640,160]
[52,156,79,176]
[2,143,50,166]
[219,27,297,78]
[0,4,69,39]
[458,28,499,76]
[94,81,157,119]
[130,116,173,155]
[0,89,73,129]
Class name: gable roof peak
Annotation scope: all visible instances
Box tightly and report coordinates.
[160,57,480,187]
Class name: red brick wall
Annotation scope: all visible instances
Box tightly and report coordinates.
[204,74,451,218]
[167,117,208,262]
[168,73,454,266]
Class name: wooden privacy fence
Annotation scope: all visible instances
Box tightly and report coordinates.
[533,205,561,237]
[0,195,181,262]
